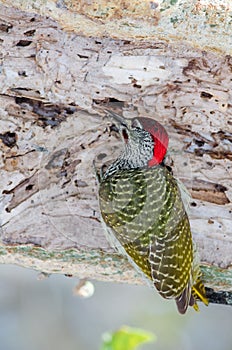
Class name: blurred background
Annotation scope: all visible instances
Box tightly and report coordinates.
[0,264,231,350]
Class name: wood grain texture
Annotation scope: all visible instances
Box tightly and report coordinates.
[0,5,231,300]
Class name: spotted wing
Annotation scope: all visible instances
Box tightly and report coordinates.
[148,169,193,312]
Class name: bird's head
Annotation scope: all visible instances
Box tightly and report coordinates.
[105,110,169,168]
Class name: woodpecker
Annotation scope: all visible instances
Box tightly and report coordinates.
[98,110,208,314]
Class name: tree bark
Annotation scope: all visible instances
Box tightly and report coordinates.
[0,3,231,306]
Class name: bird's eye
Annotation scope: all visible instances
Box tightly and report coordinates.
[121,122,128,128]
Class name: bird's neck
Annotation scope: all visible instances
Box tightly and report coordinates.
[103,143,154,179]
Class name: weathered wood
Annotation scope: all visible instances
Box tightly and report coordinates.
[0,4,231,305]
[1,0,232,55]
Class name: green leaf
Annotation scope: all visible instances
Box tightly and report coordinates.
[100,325,156,350]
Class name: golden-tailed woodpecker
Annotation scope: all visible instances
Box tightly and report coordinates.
[98,110,208,314]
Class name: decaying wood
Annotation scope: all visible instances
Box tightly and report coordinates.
[0,4,231,305]
[1,0,232,55]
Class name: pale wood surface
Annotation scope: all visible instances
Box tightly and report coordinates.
[0,4,231,300]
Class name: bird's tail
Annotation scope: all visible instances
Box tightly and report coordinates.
[175,276,208,314]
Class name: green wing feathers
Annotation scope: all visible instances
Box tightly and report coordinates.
[99,165,208,313]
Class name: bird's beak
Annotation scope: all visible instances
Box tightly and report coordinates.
[104,109,131,143]
[104,109,130,129]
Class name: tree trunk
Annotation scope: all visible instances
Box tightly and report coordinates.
[0,3,231,306]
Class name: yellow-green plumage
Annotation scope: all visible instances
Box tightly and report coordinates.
[99,166,192,298]
[98,111,208,313]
